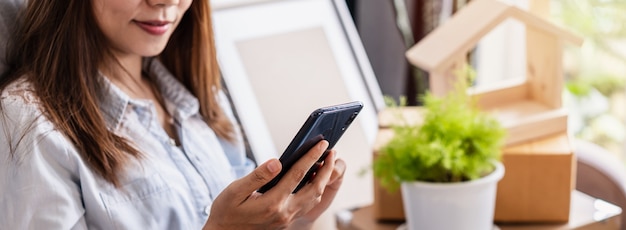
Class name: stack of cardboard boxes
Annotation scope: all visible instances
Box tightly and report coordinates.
[372,0,582,224]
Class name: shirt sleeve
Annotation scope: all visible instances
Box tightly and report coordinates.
[216,90,256,178]
[0,99,86,229]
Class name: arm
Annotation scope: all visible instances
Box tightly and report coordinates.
[0,103,86,229]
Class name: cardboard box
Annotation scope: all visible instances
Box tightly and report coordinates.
[495,132,577,223]
[372,177,405,221]
[372,129,405,221]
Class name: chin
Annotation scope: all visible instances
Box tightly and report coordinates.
[140,46,168,57]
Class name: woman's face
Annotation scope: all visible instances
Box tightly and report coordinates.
[92,0,193,58]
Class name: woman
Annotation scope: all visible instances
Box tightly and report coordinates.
[0,0,346,229]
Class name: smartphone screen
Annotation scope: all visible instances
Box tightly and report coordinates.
[257,101,363,193]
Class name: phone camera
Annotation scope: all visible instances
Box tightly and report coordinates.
[345,111,358,125]
[349,112,358,120]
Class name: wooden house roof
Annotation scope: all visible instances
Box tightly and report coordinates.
[405,0,584,72]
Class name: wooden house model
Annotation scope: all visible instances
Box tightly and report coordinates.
[405,0,583,145]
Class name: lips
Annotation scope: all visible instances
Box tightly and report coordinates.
[134,20,171,35]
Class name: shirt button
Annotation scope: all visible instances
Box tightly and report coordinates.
[204,205,211,216]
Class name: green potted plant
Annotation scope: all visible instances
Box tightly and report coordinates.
[373,68,507,230]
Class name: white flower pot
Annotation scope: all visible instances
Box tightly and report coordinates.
[400,162,505,230]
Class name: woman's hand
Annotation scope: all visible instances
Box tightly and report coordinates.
[287,154,345,229]
[204,140,346,230]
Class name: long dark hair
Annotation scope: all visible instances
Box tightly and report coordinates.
[0,0,232,187]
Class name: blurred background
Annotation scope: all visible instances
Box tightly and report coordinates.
[344,0,626,165]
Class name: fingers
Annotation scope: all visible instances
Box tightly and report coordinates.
[226,159,282,201]
[301,150,345,191]
[291,151,346,219]
[296,150,336,208]
[311,167,344,215]
[306,150,337,193]
[269,140,329,196]
[327,158,346,190]
[298,150,337,197]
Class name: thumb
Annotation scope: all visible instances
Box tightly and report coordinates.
[229,159,282,199]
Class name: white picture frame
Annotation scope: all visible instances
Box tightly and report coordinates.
[213,0,383,164]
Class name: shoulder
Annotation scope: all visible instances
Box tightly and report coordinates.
[0,78,48,140]
[1,78,42,115]
[0,80,84,193]
[0,78,71,157]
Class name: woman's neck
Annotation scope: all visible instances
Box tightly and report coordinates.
[103,55,151,100]
[104,54,141,80]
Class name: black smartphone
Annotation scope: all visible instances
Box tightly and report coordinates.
[257,101,363,193]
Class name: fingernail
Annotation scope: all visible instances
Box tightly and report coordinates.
[267,160,280,173]
[319,140,329,151]
[336,159,346,172]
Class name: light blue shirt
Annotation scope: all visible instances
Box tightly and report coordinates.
[0,58,255,229]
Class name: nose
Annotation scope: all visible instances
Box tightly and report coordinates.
[147,0,179,7]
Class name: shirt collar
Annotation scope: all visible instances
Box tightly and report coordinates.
[98,58,200,131]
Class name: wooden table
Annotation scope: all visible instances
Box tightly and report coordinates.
[336,191,622,230]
